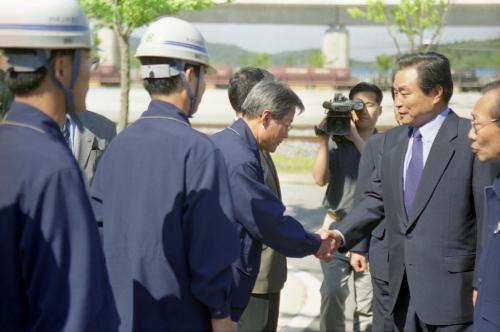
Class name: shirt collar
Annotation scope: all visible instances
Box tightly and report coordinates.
[415,107,450,142]
[142,100,191,126]
[4,102,66,142]
[229,118,260,162]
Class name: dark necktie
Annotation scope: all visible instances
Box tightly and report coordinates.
[404,128,423,216]
[62,119,71,147]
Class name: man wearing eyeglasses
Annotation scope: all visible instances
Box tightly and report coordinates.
[211,79,338,322]
[469,80,500,331]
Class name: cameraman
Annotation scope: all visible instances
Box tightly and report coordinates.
[313,82,383,332]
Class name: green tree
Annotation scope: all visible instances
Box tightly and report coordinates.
[80,0,219,132]
[284,55,295,67]
[306,50,325,68]
[348,0,450,54]
[251,52,272,69]
[375,54,392,86]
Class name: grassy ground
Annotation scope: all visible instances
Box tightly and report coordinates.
[272,154,315,174]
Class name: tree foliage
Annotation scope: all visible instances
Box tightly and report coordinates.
[306,50,325,68]
[80,0,218,131]
[348,0,450,54]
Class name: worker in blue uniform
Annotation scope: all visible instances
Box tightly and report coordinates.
[91,17,239,332]
[0,1,118,331]
[211,79,338,321]
[469,81,500,331]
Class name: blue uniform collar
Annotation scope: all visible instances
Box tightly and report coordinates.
[4,102,66,142]
[142,100,191,127]
[228,118,261,163]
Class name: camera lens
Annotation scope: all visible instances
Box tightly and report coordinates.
[353,99,365,112]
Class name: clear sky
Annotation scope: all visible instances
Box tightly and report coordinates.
[193,24,500,61]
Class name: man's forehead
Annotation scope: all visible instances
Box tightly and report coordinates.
[474,95,495,116]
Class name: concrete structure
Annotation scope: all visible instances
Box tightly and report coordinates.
[179,0,500,26]
[322,26,349,69]
[178,0,499,69]
[97,27,119,66]
[98,0,500,72]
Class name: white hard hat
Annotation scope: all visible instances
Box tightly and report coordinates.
[0,0,91,50]
[136,17,210,67]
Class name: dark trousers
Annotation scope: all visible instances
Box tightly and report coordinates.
[372,276,394,332]
[394,274,472,332]
[237,292,281,332]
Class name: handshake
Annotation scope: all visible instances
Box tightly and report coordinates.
[314,228,343,262]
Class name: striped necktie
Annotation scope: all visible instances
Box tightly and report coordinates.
[62,118,71,147]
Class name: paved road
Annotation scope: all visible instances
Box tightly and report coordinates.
[277,182,358,332]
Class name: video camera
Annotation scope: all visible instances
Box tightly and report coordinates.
[319,93,365,136]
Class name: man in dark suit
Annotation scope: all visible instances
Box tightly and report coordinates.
[350,132,393,332]
[469,80,500,331]
[330,52,493,331]
[62,110,116,184]
[350,106,403,332]
[227,67,287,332]
[76,111,116,184]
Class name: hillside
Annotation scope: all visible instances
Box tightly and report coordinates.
[128,36,499,70]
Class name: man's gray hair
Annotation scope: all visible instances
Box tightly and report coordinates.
[241,80,304,120]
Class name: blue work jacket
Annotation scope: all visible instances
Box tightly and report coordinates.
[474,174,500,331]
[211,119,321,321]
[0,102,118,332]
[91,100,239,331]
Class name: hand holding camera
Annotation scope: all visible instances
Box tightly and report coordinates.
[316,93,365,137]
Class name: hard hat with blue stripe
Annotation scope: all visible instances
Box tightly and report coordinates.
[0,0,91,50]
[136,17,211,70]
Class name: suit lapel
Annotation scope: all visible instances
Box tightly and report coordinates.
[77,126,95,168]
[406,112,458,231]
[388,128,410,229]
[266,153,281,199]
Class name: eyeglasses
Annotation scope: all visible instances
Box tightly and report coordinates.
[275,118,293,131]
[471,117,499,134]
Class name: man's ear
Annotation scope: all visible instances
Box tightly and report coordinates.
[431,85,444,105]
[260,110,272,128]
[184,66,195,83]
[52,55,72,89]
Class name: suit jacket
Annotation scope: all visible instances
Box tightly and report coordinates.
[76,111,116,184]
[474,173,500,330]
[338,111,493,325]
[351,133,389,282]
[252,151,287,294]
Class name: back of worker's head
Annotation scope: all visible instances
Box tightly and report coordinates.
[228,67,275,115]
[0,0,91,115]
[136,17,210,116]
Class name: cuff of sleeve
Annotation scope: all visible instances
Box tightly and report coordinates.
[332,230,345,246]
[311,232,322,252]
[210,304,230,319]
